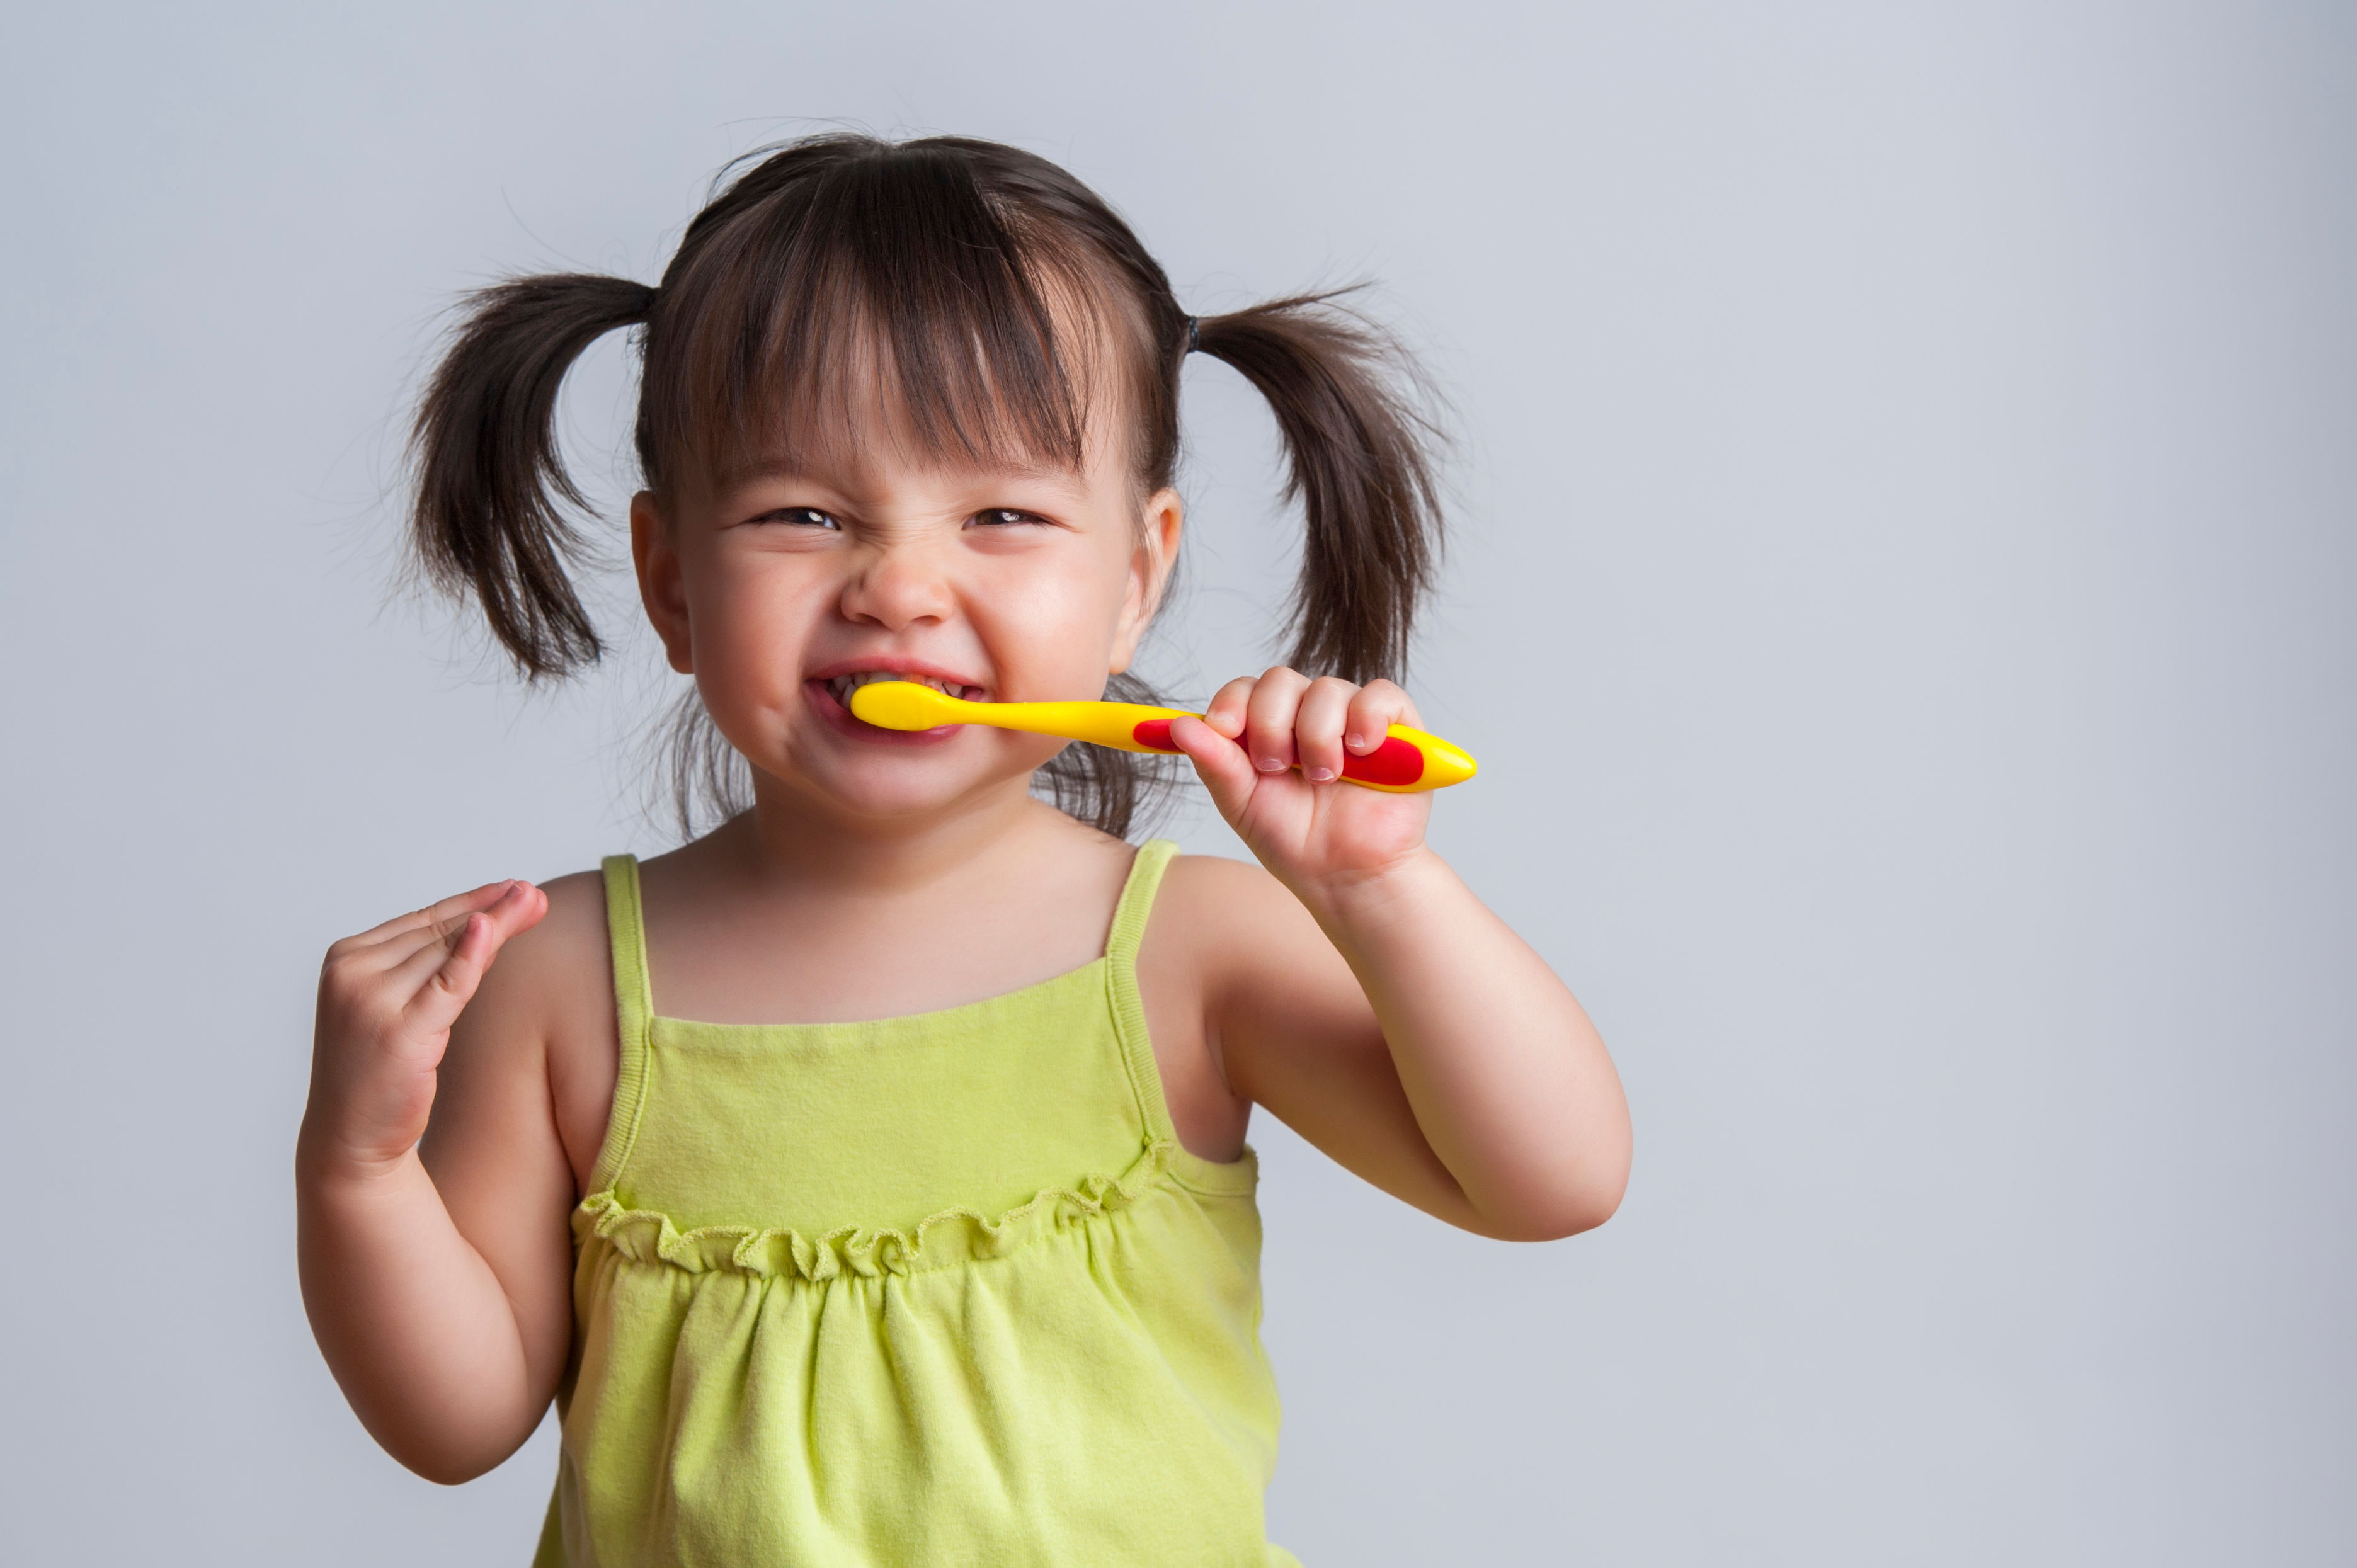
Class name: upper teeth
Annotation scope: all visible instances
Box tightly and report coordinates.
[831,671,966,705]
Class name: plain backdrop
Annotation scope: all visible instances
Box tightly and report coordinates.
[3,3,2351,1563]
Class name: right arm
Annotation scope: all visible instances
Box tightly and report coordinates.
[295,878,576,1484]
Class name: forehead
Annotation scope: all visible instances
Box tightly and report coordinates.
[686,298,1139,501]
[656,211,1146,489]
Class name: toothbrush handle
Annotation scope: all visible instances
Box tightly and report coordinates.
[956,700,1192,752]
[985,702,1476,793]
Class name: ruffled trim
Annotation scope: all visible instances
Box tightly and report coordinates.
[573,1140,1176,1281]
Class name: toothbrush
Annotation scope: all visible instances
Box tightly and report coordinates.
[847,681,1477,793]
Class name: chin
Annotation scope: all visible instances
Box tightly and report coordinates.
[774,747,1030,822]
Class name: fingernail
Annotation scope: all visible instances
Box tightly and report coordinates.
[1308,766,1335,782]
[1256,756,1287,773]
[1345,732,1366,750]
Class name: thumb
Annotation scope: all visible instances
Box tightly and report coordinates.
[401,882,546,1037]
[1168,713,1260,824]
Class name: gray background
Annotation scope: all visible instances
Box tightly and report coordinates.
[3,3,2350,1562]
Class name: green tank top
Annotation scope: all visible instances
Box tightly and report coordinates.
[533,841,1297,1567]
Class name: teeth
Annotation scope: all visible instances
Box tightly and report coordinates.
[829,671,968,706]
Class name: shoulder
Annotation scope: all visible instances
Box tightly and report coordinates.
[1141,850,1371,1101]
[1148,851,1332,980]
[481,867,614,1014]
[445,865,620,1188]
[444,865,614,1079]
[1155,849,1286,912]
[1156,849,1312,918]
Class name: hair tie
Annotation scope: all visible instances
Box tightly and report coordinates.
[1185,315,1201,354]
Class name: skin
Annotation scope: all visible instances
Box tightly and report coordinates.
[297,390,1632,1486]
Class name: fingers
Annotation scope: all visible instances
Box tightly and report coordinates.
[1293,677,1358,782]
[1194,668,1424,788]
[388,880,547,1036]
[1243,667,1311,775]
[1168,712,1259,820]
[329,880,530,966]
[1344,680,1418,754]
[308,879,548,1174]
[409,912,501,1035]
[320,881,528,1014]
[1201,676,1258,742]
[339,880,543,1027]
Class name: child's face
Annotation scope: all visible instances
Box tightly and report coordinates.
[632,401,1179,823]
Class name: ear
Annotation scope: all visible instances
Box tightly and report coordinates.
[631,491,695,674]
[1109,487,1184,676]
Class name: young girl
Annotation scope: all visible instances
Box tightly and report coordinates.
[299,133,1629,1567]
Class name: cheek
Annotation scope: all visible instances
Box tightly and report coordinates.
[685,558,823,695]
[968,545,1134,673]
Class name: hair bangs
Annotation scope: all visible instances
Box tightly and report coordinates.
[642,147,1125,492]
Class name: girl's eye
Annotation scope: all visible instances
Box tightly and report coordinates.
[971,508,1044,528]
[755,506,839,530]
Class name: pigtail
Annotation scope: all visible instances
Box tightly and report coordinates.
[1191,292,1445,683]
[409,273,658,679]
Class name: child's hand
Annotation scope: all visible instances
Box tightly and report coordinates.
[1169,668,1434,900]
[303,880,549,1180]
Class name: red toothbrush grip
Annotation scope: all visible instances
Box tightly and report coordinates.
[1132,718,1425,787]
[1338,734,1425,787]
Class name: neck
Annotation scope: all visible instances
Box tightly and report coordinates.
[726,770,1062,897]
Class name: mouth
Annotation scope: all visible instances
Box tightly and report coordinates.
[804,663,986,745]
[822,669,984,708]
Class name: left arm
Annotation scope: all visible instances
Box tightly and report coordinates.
[1166,669,1630,1241]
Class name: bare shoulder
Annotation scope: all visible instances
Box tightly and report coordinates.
[1152,853,1330,966]
[1146,852,1353,1021]
[1132,853,1320,1156]
[438,867,618,1189]
[467,868,612,1026]
[1141,851,1371,1130]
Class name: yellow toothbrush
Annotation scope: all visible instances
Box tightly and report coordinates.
[848,682,1476,793]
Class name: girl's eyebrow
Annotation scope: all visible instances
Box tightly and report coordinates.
[962,460,1088,494]
[714,457,816,489]
[717,456,1088,496]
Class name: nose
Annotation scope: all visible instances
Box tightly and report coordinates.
[838,537,956,631]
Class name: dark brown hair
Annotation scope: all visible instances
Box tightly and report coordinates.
[410,133,1443,838]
